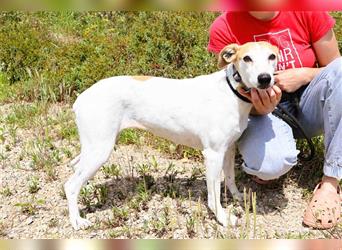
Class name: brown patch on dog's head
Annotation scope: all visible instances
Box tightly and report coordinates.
[217,42,279,69]
[258,41,279,56]
[218,43,239,69]
[132,76,152,81]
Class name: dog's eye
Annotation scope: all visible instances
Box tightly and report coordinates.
[243,56,252,63]
[269,54,276,60]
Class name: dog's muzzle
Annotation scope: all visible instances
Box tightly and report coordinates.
[257,73,272,89]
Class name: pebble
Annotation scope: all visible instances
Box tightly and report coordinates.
[26,217,34,225]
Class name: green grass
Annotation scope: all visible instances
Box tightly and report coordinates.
[0,186,12,197]
[28,176,40,194]
[4,103,48,128]
[14,197,45,216]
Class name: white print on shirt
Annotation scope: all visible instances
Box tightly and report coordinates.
[253,29,303,70]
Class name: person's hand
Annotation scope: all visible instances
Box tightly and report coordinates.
[274,67,320,93]
[238,85,282,115]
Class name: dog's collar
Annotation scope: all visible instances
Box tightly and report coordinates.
[225,67,252,104]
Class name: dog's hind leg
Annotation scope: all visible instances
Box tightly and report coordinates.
[202,148,229,227]
[64,139,115,230]
[223,145,243,202]
[68,154,80,171]
[64,110,119,230]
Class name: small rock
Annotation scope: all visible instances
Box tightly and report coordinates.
[27,217,34,225]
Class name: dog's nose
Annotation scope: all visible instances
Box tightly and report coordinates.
[257,73,272,89]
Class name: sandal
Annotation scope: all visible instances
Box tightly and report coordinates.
[303,183,341,229]
[251,175,276,185]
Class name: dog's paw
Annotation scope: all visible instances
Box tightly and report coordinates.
[228,214,239,227]
[71,217,92,230]
[216,208,228,227]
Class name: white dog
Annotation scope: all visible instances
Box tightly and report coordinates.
[64,42,278,230]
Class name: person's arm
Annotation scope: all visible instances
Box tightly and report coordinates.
[313,29,341,66]
[275,29,341,93]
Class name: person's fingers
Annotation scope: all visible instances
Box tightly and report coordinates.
[251,89,264,110]
[272,85,282,102]
[237,87,252,101]
[267,87,277,104]
[257,89,270,106]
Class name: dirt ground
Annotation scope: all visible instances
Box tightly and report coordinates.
[0,103,341,239]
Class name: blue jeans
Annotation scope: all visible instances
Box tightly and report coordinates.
[238,57,342,181]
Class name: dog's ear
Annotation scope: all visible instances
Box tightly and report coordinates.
[217,43,240,69]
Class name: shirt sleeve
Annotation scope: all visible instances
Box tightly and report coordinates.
[207,13,236,54]
[306,12,335,43]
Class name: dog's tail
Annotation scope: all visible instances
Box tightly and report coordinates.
[69,154,81,170]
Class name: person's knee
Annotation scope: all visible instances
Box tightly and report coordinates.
[327,56,342,69]
[243,149,298,180]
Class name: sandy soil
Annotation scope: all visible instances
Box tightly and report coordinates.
[0,103,340,239]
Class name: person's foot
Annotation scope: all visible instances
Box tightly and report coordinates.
[303,176,341,229]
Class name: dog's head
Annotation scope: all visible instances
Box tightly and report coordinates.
[218,42,279,90]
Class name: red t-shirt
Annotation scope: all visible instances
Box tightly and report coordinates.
[208,11,335,70]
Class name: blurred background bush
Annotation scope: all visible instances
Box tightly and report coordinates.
[0,11,341,103]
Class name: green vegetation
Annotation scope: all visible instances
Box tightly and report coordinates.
[14,197,45,215]
[0,11,218,103]
[0,186,12,197]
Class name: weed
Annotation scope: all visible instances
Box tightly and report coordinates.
[79,184,95,209]
[94,184,109,207]
[24,136,59,180]
[7,124,18,144]
[186,216,196,238]
[15,197,45,215]
[0,186,12,197]
[58,124,77,141]
[118,129,141,145]
[0,127,5,143]
[59,185,67,199]
[109,206,129,227]
[150,217,167,237]
[252,192,257,238]
[241,188,252,239]
[137,163,151,176]
[5,103,47,128]
[187,167,203,186]
[28,176,40,194]
[162,163,180,198]
[108,225,132,238]
[102,164,121,179]
[62,148,73,158]
[136,163,155,198]
[150,155,158,170]
[274,231,314,239]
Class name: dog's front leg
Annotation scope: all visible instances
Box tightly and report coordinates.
[203,148,231,227]
[223,144,243,201]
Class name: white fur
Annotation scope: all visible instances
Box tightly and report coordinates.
[238,44,278,89]
[64,42,277,230]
